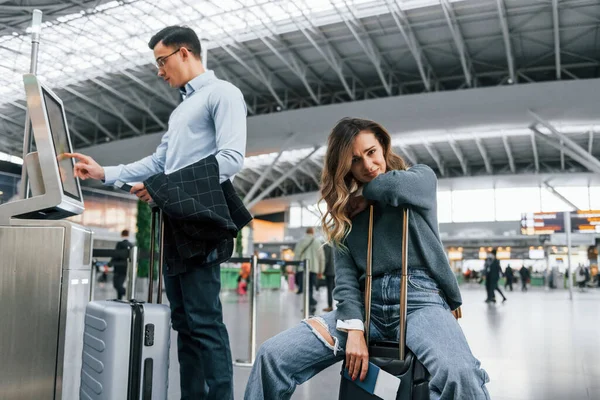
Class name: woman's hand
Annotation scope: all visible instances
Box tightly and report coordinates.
[346,195,369,218]
[345,330,370,381]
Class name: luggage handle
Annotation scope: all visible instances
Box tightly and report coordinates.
[364,205,409,361]
[147,207,165,305]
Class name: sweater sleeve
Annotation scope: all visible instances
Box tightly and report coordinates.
[332,244,364,322]
[362,164,437,210]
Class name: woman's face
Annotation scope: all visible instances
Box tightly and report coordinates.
[350,131,386,184]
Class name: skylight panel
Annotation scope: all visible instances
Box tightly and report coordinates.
[0,0,468,110]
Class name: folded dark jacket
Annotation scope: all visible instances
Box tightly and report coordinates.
[144,155,252,273]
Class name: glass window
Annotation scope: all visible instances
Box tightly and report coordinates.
[452,189,495,222]
[437,191,452,223]
[553,187,590,210]
[495,187,541,221]
[540,187,576,212]
[288,206,302,228]
[301,204,322,227]
[590,186,600,209]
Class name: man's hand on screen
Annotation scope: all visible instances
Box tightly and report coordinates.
[62,153,105,181]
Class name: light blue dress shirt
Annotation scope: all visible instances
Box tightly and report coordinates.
[103,70,247,185]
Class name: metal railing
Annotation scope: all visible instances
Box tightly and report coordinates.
[90,246,138,301]
[90,247,311,368]
[230,257,309,367]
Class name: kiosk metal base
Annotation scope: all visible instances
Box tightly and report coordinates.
[0,220,92,400]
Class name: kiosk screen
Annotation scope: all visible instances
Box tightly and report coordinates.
[43,89,81,201]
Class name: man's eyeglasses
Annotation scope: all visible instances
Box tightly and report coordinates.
[155,48,189,68]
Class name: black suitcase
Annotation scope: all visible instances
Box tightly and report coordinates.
[81,208,171,400]
[339,207,430,400]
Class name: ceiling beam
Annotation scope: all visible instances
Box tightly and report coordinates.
[502,136,516,173]
[278,167,305,192]
[440,0,475,87]
[530,130,540,173]
[552,0,561,79]
[588,130,594,154]
[210,57,258,115]
[126,88,167,131]
[0,111,22,128]
[63,86,120,118]
[560,139,565,170]
[67,124,91,147]
[121,70,179,108]
[232,172,255,192]
[530,111,600,171]
[332,0,394,96]
[273,165,304,192]
[423,142,445,176]
[496,0,516,84]
[62,87,140,136]
[70,105,116,141]
[297,164,321,187]
[291,0,359,100]
[398,145,418,166]
[530,126,600,174]
[246,147,319,209]
[543,181,579,210]
[475,138,493,174]
[244,151,285,203]
[100,95,142,136]
[211,38,287,110]
[239,2,324,105]
[90,77,167,129]
[449,140,468,175]
[384,0,434,91]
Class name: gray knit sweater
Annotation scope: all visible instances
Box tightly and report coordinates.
[332,164,462,322]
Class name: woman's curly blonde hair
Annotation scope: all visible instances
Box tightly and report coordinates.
[320,117,408,246]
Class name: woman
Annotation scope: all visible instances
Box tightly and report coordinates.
[244,118,490,399]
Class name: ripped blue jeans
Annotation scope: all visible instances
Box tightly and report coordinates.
[244,268,490,400]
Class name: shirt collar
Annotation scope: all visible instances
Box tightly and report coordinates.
[179,70,215,98]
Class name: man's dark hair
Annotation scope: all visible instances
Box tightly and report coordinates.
[121,229,129,237]
[491,248,497,256]
[148,25,201,59]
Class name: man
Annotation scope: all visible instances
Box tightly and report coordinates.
[110,229,132,300]
[293,227,325,314]
[504,264,514,292]
[65,26,246,400]
[519,265,530,292]
[322,242,335,312]
[485,248,506,303]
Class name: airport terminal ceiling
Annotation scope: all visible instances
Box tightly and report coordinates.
[1,0,600,203]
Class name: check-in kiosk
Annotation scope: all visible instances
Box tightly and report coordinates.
[0,74,93,400]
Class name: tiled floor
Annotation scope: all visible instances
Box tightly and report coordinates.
[94,282,600,399]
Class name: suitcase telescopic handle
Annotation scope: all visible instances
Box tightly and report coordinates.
[147,207,165,305]
[363,205,409,361]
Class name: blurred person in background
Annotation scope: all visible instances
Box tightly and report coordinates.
[504,264,514,291]
[293,227,325,314]
[520,265,530,292]
[485,249,506,303]
[110,229,132,300]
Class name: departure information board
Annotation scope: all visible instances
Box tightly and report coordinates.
[571,210,600,233]
[521,211,600,234]
[520,212,565,235]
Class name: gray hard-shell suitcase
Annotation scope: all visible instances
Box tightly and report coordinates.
[80,208,171,400]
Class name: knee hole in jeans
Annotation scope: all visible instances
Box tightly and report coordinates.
[304,317,341,356]
[306,318,334,346]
